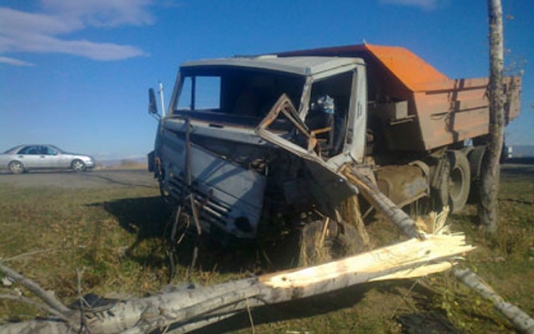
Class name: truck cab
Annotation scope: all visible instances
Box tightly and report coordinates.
[151,56,368,240]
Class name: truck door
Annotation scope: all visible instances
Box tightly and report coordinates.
[303,64,367,167]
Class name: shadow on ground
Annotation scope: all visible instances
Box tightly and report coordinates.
[190,280,459,334]
[92,196,303,275]
[189,284,371,334]
[88,196,172,266]
[83,170,156,188]
[102,196,171,238]
[157,225,306,275]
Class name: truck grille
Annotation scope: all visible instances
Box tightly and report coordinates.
[168,174,231,228]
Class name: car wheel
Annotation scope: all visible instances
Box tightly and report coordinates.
[9,161,25,174]
[71,160,87,172]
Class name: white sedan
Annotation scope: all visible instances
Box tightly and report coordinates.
[0,145,95,174]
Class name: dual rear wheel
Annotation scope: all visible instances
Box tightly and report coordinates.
[434,150,473,214]
[447,150,471,213]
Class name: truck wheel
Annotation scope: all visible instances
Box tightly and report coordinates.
[298,220,333,267]
[297,219,367,267]
[446,150,471,213]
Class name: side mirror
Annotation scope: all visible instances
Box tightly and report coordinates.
[148,88,159,117]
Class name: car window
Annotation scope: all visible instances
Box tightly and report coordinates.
[45,146,58,155]
[18,146,39,155]
[37,146,46,155]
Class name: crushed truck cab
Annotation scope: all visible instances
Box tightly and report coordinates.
[149,44,521,242]
[152,56,367,240]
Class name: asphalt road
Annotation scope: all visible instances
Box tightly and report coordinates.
[0,169,158,189]
[0,163,531,190]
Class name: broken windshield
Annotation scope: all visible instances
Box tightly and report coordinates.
[172,66,306,127]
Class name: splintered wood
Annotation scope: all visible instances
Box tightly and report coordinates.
[260,234,474,289]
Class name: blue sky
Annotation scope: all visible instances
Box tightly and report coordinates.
[1,0,533,160]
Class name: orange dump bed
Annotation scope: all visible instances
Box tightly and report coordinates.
[278,44,521,151]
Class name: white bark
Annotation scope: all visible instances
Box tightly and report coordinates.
[480,0,505,232]
[342,166,423,239]
[453,268,534,333]
[0,264,71,316]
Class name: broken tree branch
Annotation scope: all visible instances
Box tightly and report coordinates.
[1,249,53,263]
[0,294,71,324]
[342,166,424,239]
[0,234,473,334]
[0,263,71,316]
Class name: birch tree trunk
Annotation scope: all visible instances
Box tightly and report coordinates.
[479,0,505,233]
[0,235,474,334]
[453,268,534,333]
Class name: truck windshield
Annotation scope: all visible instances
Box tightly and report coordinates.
[173,67,305,126]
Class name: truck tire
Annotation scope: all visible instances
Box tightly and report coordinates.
[446,150,471,213]
[298,220,333,267]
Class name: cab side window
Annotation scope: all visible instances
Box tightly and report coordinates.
[307,71,353,157]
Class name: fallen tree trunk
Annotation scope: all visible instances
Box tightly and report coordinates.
[344,166,534,334]
[453,268,534,333]
[342,166,424,239]
[0,234,473,334]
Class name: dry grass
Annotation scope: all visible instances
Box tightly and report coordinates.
[0,164,533,333]
[0,184,170,321]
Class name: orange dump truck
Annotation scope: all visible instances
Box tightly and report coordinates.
[148,44,521,244]
[279,44,521,152]
[274,44,521,212]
